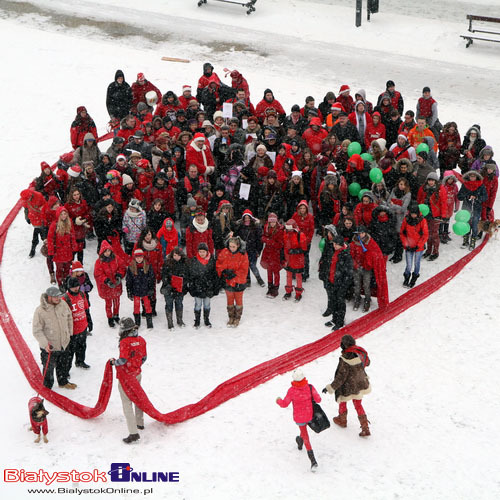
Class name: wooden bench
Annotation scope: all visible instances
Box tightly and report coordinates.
[461,14,500,48]
[197,0,257,15]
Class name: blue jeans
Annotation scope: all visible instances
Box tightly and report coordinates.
[194,297,211,311]
[248,256,262,280]
[164,294,183,313]
[405,250,423,275]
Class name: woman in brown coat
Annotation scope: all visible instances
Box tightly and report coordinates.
[322,334,372,436]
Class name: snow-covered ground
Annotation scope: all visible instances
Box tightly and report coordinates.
[1,1,500,499]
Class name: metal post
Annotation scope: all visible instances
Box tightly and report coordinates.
[356,0,362,27]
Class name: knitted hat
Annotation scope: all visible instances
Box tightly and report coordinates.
[122,173,134,186]
[68,165,82,178]
[67,277,80,289]
[386,80,395,88]
[291,104,300,112]
[197,242,209,252]
[267,213,278,223]
[137,72,145,82]
[426,171,439,181]
[417,151,428,161]
[46,286,63,298]
[340,334,356,350]
[291,170,302,178]
[133,249,145,257]
[118,317,138,335]
[333,234,345,246]
[292,369,305,382]
[422,86,431,93]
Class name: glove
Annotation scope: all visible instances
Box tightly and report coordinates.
[115,275,122,285]
[225,269,237,280]
[275,397,281,403]
[82,284,92,292]
[116,273,123,279]
[75,216,85,226]
[104,278,115,288]
[322,388,328,394]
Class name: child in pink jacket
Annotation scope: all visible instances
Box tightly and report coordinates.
[276,369,321,471]
[440,170,460,243]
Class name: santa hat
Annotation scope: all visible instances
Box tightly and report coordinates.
[71,261,84,273]
[133,249,145,257]
[193,132,205,142]
[292,369,305,382]
[338,84,351,95]
[182,85,191,92]
[327,164,337,174]
[137,72,145,82]
[242,209,257,220]
[116,154,127,162]
[68,165,82,178]
[331,102,345,112]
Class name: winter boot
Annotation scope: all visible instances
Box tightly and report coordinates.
[49,272,56,285]
[409,273,419,288]
[333,411,348,428]
[204,309,212,328]
[145,313,153,329]
[233,306,243,327]
[150,299,157,317]
[283,285,293,301]
[428,253,439,261]
[307,450,318,471]
[266,283,274,298]
[294,287,303,302]
[256,276,265,287]
[134,314,141,327]
[227,305,236,327]
[403,273,411,288]
[353,296,361,311]
[363,297,371,313]
[469,237,477,250]
[113,315,120,325]
[29,243,37,258]
[322,307,333,317]
[176,308,185,327]
[194,310,201,329]
[108,317,115,328]
[296,435,304,450]
[358,414,371,437]
[246,276,251,287]
[282,292,292,301]
[271,284,280,297]
[122,433,140,444]
[461,233,470,248]
[166,311,174,330]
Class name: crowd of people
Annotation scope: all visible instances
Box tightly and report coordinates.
[27,65,497,407]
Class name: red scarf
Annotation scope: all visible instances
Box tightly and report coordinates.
[328,246,345,283]
[463,179,483,191]
[291,378,308,388]
[196,253,210,265]
[344,346,370,368]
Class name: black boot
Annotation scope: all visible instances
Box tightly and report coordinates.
[363,297,371,313]
[469,237,477,250]
[123,433,140,444]
[403,273,411,287]
[409,273,419,288]
[204,309,212,328]
[134,313,141,327]
[108,317,115,328]
[194,310,201,329]
[461,233,470,248]
[322,308,333,317]
[296,435,304,450]
[176,308,185,327]
[353,297,361,311]
[256,276,265,287]
[150,299,157,317]
[145,313,153,329]
[29,243,37,258]
[266,283,273,298]
[113,315,120,325]
[307,449,318,471]
[166,311,174,330]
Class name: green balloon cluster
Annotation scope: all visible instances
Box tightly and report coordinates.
[319,238,326,252]
[453,221,470,236]
[416,143,430,154]
[347,142,362,157]
[455,210,471,223]
[369,168,383,183]
[361,153,373,162]
[418,204,430,217]
[348,182,361,196]
[358,188,370,201]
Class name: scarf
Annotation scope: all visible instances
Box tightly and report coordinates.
[142,239,157,251]
[126,208,142,218]
[291,378,308,388]
[196,253,210,265]
[193,218,208,232]
[344,345,370,368]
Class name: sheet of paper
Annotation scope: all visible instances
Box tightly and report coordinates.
[239,182,251,200]
[267,151,276,165]
[222,102,233,118]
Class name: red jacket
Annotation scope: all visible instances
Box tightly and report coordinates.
[117,335,147,377]
[63,291,89,335]
[417,185,447,218]
[46,209,77,263]
[302,123,328,155]
[365,116,386,146]
[283,230,308,272]
[216,247,249,289]
[42,196,60,228]
[20,189,46,227]
[277,379,321,424]
[70,107,97,149]
[255,98,285,120]
[186,141,216,176]
[131,80,161,113]
[93,240,126,300]
[336,94,354,114]
[417,96,436,118]
[148,184,175,214]
[292,202,315,245]
[354,202,377,227]
[185,223,214,259]
[65,199,91,251]
[260,222,284,272]
[482,174,497,215]
[400,216,429,252]
[156,218,179,258]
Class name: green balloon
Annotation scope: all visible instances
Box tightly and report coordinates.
[319,238,326,252]
[418,204,430,217]
[347,142,362,157]
[455,209,471,223]
[369,168,383,183]
[361,153,373,162]
[348,182,361,196]
[416,143,430,154]
[358,188,370,201]
[453,221,470,236]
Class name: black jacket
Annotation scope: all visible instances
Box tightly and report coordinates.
[187,255,219,298]
[126,262,155,298]
[94,207,122,240]
[160,255,189,297]
[106,70,133,119]
[369,207,398,255]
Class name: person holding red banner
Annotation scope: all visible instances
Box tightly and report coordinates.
[125,249,155,329]
[160,247,189,330]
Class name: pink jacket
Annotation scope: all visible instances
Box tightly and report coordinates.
[277,380,321,424]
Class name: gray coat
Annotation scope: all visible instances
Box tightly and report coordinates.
[388,187,411,231]
[32,294,73,351]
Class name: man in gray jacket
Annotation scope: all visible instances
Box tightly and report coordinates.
[33,287,75,390]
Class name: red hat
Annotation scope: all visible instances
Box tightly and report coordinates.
[68,165,82,177]
[267,213,278,223]
[257,166,270,177]
[331,102,344,112]
[137,72,145,82]
[40,161,51,171]
[137,158,150,169]
[338,84,350,95]
[193,132,206,142]
[59,152,74,164]
[217,199,232,210]
[242,209,257,220]
[247,115,258,123]
[20,188,35,201]
[182,85,191,92]
[310,117,322,127]
[71,261,84,273]
[285,219,298,231]
[133,249,145,257]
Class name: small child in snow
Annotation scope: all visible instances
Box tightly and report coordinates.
[276,369,321,471]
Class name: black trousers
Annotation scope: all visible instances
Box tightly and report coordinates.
[40,348,71,389]
[326,284,347,327]
[68,330,88,366]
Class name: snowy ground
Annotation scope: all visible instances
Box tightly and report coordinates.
[1,1,500,499]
